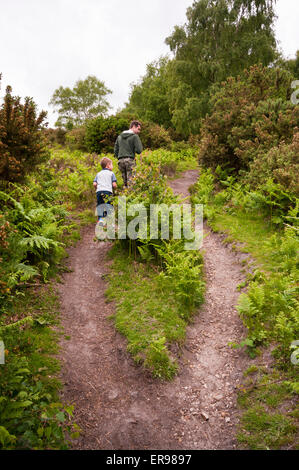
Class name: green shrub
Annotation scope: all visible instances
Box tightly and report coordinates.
[42,128,67,147]
[85,115,129,153]
[85,115,175,154]
[139,121,172,150]
[0,294,78,449]
[141,148,197,176]
[124,158,204,308]
[0,84,49,183]
[245,131,299,195]
[198,64,296,183]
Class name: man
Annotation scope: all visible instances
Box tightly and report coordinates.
[114,120,143,187]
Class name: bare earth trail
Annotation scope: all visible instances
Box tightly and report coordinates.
[57,170,250,450]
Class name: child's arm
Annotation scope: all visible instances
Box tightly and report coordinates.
[112,173,117,191]
[93,175,97,190]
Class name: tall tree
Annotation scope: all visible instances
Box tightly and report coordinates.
[125,57,173,128]
[49,75,112,129]
[165,0,278,135]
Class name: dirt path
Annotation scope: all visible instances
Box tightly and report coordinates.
[57,170,250,450]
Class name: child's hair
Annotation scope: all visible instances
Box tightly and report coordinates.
[100,157,112,169]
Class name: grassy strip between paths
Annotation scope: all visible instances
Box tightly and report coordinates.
[105,243,204,380]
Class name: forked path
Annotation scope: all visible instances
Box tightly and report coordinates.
[58,170,250,450]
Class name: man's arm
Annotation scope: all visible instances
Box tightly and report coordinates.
[134,135,143,155]
[114,136,120,158]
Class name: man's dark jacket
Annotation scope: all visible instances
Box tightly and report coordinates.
[114,131,143,160]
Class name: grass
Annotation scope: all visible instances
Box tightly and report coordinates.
[237,366,298,449]
[237,406,297,450]
[141,148,198,179]
[208,209,279,273]
[0,284,78,449]
[105,243,200,380]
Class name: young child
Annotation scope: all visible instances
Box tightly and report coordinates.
[93,157,117,226]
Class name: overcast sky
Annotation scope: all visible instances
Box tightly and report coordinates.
[0,0,298,127]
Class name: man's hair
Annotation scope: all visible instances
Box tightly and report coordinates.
[130,120,141,129]
[100,157,112,169]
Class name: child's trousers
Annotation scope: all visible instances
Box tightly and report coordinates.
[96,191,113,218]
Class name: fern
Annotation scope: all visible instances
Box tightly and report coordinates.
[19,235,61,252]
[0,316,33,334]
[14,263,39,281]
[237,293,252,316]
[0,191,26,218]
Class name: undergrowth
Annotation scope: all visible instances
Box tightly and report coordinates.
[141,147,198,177]
[0,287,79,449]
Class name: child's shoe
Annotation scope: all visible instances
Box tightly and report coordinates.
[95,220,106,240]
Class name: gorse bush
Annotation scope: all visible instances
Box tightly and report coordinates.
[43,128,67,147]
[198,64,298,193]
[0,78,49,183]
[245,131,299,195]
[138,121,173,150]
